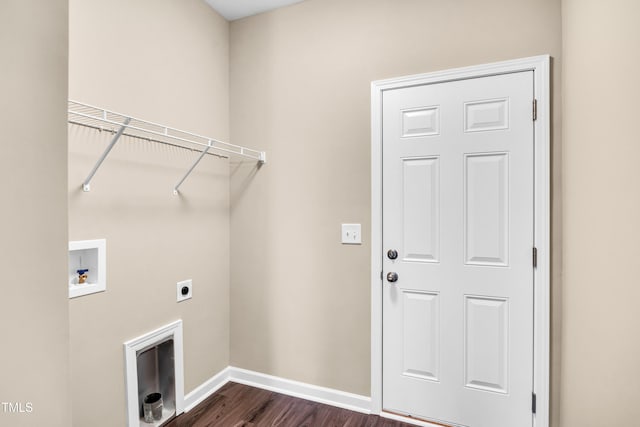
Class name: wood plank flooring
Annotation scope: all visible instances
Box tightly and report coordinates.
[165,382,416,427]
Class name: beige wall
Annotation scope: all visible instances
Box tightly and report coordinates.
[0,0,70,426]
[68,0,230,425]
[561,0,640,425]
[14,1,640,425]
[229,0,562,412]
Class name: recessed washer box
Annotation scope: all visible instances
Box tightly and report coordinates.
[68,239,106,299]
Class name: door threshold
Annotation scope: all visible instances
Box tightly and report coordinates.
[381,409,463,427]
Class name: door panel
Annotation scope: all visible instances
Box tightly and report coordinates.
[382,71,534,427]
[402,157,440,262]
[464,98,509,132]
[402,106,440,137]
[464,295,509,393]
[402,290,440,381]
[464,152,509,266]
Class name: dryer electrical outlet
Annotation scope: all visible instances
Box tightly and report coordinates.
[176,280,192,302]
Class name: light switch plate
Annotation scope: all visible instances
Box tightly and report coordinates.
[341,223,362,245]
[177,279,192,302]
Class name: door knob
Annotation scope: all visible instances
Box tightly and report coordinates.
[387,249,398,260]
[386,272,398,283]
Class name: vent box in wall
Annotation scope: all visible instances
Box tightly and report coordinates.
[68,239,106,299]
[124,320,184,427]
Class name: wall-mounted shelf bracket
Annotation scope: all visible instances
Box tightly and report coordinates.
[173,141,212,195]
[82,117,131,192]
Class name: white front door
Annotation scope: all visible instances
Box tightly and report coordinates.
[382,71,534,427]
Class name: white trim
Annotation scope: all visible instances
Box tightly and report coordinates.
[532,55,551,427]
[123,320,185,427]
[183,367,231,412]
[228,367,371,415]
[370,77,383,415]
[370,55,551,427]
[179,366,451,426]
[184,366,445,426]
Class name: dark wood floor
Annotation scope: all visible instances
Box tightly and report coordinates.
[165,382,416,427]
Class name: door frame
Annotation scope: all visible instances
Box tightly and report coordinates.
[370,55,551,427]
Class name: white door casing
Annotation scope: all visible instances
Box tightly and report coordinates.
[371,56,550,427]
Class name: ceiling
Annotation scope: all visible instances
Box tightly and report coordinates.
[204,0,307,21]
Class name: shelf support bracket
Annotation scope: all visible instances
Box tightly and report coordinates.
[82,117,132,191]
[173,141,212,195]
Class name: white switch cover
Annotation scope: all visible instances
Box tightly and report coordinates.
[341,223,362,245]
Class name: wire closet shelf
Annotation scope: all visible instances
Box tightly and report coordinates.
[68,100,266,194]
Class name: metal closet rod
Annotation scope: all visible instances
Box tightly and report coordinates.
[68,100,266,194]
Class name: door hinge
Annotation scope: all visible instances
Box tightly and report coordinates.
[380,271,383,280]
[532,392,537,414]
[533,99,538,121]
[533,247,538,268]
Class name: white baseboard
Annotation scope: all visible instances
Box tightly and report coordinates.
[227,367,371,415]
[183,366,230,412]
[184,366,372,415]
[182,366,445,427]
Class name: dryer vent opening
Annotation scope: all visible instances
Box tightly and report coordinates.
[124,321,184,427]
